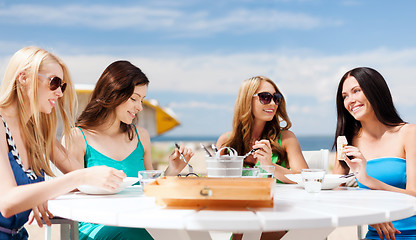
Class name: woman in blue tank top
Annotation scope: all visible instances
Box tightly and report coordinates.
[0,47,125,240]
[63,60,194,240]
[333,67,416,240]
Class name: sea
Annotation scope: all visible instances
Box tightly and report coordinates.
[151,135,335,152]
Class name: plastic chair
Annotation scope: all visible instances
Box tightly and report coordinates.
[302,149,329,172]
[44,217,79,240]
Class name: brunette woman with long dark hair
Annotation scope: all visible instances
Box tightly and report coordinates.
[333,67,416,240]
[64,60,193,240]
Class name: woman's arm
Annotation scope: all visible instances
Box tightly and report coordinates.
[57,127,87,173]
[281,130,308,172]
[216,132,231,149]
[403,124,416,195]
[137,127,154,170]
[0,126,125,218]
[344,125,416,197]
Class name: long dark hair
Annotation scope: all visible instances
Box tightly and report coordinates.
[332,67,405,150]
[76,60,149,140]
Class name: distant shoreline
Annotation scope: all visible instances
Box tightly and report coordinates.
[151,135,335,151]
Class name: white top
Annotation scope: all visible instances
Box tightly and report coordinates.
[48,184,416,240]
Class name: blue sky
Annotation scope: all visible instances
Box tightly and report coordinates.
[1,0,416,138]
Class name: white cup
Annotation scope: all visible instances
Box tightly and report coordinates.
[301,169,325,193]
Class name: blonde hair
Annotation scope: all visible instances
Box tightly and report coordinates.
[0,46,77,177]
[222,76,292,165]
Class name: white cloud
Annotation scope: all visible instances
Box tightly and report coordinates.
[0,4,329,36]
[1,45,416,135]
[2,46,416,109]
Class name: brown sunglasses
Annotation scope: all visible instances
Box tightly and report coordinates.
[38,74,67,93]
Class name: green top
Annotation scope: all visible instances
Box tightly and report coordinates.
[78,125,146,177]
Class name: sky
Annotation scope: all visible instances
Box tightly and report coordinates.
[1,0,416,139]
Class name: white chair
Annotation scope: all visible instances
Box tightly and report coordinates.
[302,149,329,172]
[45,163,79,240]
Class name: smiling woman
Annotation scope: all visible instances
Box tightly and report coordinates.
[0,46,127,240]
[62,60,194,240]
[333,67,416,240]
[215,76,308,240]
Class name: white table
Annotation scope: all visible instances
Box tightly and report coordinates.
[48,184,416,240]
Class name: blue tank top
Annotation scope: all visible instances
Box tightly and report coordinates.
[78,126,146,177]
[0,116,44,240]
[357,157,416,239]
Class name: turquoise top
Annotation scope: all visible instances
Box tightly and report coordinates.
[78,126,146,177]
[357,157,416,239]
[77,126,153,240]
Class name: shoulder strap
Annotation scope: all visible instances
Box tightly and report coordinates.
[132,124,141,144]
[278,130,282,147]
[77,127,88,144]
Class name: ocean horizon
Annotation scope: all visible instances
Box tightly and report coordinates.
[151,135,335,151]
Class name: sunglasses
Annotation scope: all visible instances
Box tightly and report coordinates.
[253,92,283,105]
[38,74,67,93]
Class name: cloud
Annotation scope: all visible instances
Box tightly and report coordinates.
[2,46,416,109]
[0,4,329,36]
[1,45,416,135]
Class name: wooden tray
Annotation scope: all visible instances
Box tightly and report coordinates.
[143,176,275,208]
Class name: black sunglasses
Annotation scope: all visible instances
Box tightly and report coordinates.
[253,92,283,105]
[38,74,67,93]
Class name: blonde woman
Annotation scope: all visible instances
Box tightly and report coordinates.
[0,46,125,240]
[216,76,308,240]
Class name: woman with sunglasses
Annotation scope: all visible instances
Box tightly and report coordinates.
[63,60,193,240]
[333,67,416,240]
[216,76,308,240]
[0,46,126,240]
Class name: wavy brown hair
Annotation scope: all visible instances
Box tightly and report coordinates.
[221,76,292,166]
[76,60,149,140]
[0,46,76,177]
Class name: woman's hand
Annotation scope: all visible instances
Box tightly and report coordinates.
[167,144,194,175]
[28,201,53,227]
[252,140,273,165]
[80,166,126,191]
[370,222,400,240]
[343,146,368,181]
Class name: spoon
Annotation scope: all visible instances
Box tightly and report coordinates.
[200,143,213,157]
[242,148,259,160]
[211,144,218,153]
[175,143,194,173]
[339,172,357,178]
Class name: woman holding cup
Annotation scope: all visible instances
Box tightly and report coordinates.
[216,76,308,240]
[333,67,416,240]
[63,60,193,240]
